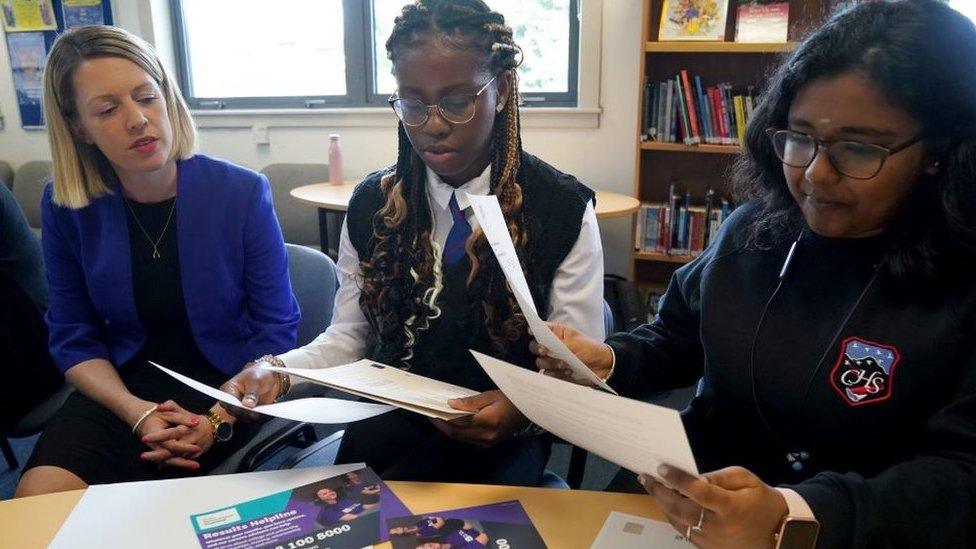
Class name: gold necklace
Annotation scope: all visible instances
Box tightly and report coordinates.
[124,197,176,260]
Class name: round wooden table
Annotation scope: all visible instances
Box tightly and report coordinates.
[290,182,640,253]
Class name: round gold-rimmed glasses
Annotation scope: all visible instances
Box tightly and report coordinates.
[389,76,497,127]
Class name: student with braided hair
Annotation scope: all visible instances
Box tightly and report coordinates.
[222,0,605,486]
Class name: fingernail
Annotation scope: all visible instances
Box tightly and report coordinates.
[191,418,199,425]
[637,474,648,486]
[141,436,148,442]
[140,453,149,460]
[658,464,670,477]
[447,399,459,406]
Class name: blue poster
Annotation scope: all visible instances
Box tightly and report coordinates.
[3,0,112,127]
[5,31,46,127]
[61,0,103,28]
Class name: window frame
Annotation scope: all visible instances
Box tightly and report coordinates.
[169,0,579,110]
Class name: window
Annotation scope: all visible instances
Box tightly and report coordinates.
[949,0,976,24]
[170,0,579,110]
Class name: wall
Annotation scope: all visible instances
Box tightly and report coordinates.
[0,0,642,275]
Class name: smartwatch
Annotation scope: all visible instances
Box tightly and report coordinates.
[773,516,820,549]
[207,409,234,443]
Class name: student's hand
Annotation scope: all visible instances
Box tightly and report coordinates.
[134,399,205,470]
[528,322,614,384]
[639,464,788,549]
[431,390,528,447]
[219,363,283,421]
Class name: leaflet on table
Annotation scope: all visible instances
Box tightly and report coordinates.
[52,464,365,548]
[386,500,547,549]
[472,351,699,482]
[151,362,394,424]
[264,359,479,421]
[191,466,408,549]
[591,511,691,549]
[465,193,617,394]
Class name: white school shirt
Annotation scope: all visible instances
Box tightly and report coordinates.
[278,163,605,372]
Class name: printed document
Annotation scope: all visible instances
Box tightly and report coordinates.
[467,193,617,394]
[472,350,698,481]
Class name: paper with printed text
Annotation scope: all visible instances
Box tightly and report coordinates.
[151,362,393,424]
[473,350,698,481]
[467,193,616,393]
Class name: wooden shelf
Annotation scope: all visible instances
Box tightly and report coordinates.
[631,0,832,286]
[641,141,742,154]
[633,252,695,265]
[645,41,796,53]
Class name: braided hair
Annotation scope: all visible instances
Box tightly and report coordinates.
[358,0,526,363]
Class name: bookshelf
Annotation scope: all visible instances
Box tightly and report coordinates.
[631,0,834,290]
[645,41,797,53]
[641,142,742,154]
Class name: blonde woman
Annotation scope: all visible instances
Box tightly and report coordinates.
[15,26,299,496]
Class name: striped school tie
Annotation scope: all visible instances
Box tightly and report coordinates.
[443,193,472,265]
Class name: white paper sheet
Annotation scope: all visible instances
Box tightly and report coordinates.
[590,511,691,549]
[472,350,699,481]
[266,360,479,421]
[466,193,537,314]
[466,193,617,394]
[51,464,364,549]
[151,362,394,423]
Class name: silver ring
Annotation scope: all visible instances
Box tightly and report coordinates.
[690,507,705,535]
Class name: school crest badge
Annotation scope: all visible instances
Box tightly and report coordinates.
[829,337,899,407]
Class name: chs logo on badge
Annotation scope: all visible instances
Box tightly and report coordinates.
[829,337,900,406]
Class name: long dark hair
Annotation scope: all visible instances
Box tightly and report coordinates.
[359,0,525,363]
[732,0,976,281]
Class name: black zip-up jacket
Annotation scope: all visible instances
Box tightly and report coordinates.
[608,202,976,548]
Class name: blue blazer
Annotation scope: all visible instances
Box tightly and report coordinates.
[42,155,300,376]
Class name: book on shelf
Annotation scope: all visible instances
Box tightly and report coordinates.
[734,1,790,43]
[634,185,734,258]
[641,70,757,147]
[659,0,731,41]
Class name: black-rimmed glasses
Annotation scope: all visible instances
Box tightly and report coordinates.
[389,76,497,127]
[766,128,923,180]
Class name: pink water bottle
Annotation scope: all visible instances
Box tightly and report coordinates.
[328,134,344,185]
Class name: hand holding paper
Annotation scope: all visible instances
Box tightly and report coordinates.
[151,362,394,424]
[466,193,617,393]
[472,350,698,483]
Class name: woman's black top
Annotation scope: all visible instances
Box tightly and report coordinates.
[607,202,976,548]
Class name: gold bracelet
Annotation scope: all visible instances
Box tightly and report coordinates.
[131,404,158,435]
[254,354,290,399]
